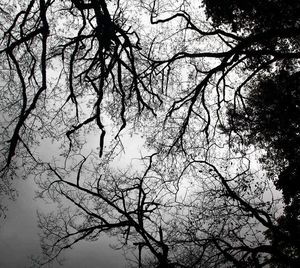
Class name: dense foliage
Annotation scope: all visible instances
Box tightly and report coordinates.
[203,0,300,32]
[223,69,300,267]
[224,70,300,203]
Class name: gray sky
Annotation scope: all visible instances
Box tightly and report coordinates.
[0,132,146,267]
[0,178,128,268]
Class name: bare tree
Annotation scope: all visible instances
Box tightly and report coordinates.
[34,144,284,267]
[34,152,177,267]
[1,0,300,267]
[0,0,159,214]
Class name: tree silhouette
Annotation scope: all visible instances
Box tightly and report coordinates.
[223,70,300,203]
[222,69,300,267]
[0,0,300,267]
[0,0,159,214]
[206,0,300,266]
[203,0,300,32]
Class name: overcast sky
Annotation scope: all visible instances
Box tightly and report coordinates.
[0,133,146,268]
[0,178,128,268]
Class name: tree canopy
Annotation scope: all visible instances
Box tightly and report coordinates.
[223,70,300,202]
[0,0,300,267]
[203,0,300,32]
